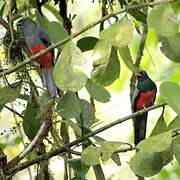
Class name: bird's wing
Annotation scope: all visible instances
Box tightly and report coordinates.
[131,87,140,112]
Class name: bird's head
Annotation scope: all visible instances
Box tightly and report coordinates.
[17,18,36,30]
[135,71,149,82]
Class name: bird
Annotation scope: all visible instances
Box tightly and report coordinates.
[17,18,57,98]
[131,71,157,145]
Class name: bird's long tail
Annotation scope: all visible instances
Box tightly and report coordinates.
[134,112,148,145]
[41,66,57,98]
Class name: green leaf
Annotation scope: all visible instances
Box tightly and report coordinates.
[128,5,146,23]
[23,97,41,141]
[0,0,5,16]
[137,131,172,153]
[68,158,90,178]
[118,46,139,73]
[76,100,95,128]
[47,21,68,44]
[81,141,123,165]
[100,16,134,47]
[93,164,106,180]
[77,37,98,52]
[130,151,163,177]
[63,119,82,138]
[54,41,88,91]
[0,83,21,112]
[147,4,178,37]
[160,82,180,116]
[35,11,68,45]
[173,136,180,164]
[56,91,82,119]
[97,141,123,162]
[85,79,110,103]
[91,41,120,86]
[150,110,167,136]
[159,33,180,63]
[81,146,101,166]
[167,116,180,131]
[44,4,63,23]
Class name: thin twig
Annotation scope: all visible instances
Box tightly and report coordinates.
[0,0,175,78]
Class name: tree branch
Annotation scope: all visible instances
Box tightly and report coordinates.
[5,103,166,175]
[0,0,175,78]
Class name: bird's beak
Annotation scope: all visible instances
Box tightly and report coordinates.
[134,72,142,77]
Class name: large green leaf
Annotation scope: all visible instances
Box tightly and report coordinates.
[56,91,82,119]
[0,83,21,112]
[85,79,110,103]
[159,33,180,63]
[77,37,98,52]
[23,97,41,141]
[91,41,120,86]
[54,41,88,91]
[100,16,134,47]
[130,151,163,177]
[118,46,139,73]
[137,131,172,153]
[160,82,180,116]
[147,4,178,37]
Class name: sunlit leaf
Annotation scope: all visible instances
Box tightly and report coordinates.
[100,16,134,47]
[130,151,163,177]
[159,33,180,63]
[97,141,123,162]
[77,37,98,52]
[160,82,180,116]
[81,146,101,165]
[91,41,120,86]
[81,141,123,165]
[54,41,88,91]
[85,79,110,103]
[118,46,139,73]
[147,4,178,37]
[56,91,82,119]
[137,131,172,153]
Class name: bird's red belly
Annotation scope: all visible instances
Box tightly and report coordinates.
[136,91,156,110]
[30,44,52,68]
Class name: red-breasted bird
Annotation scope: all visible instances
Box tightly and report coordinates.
[17,18,57,98]
[132,71,157,145]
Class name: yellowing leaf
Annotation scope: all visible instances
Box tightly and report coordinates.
[54,41,88,91]
[100,16,134,47]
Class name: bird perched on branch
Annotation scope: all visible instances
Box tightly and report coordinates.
[132,71,157,145]
[17,18,57,98]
